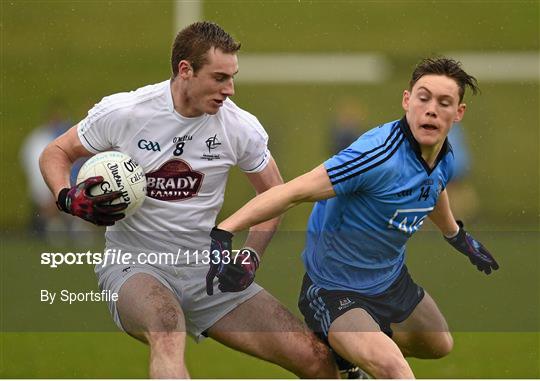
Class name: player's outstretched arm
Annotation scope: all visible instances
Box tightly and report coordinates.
[241,157,284,257]
[430,189,499,275]
[206,164,335,295]
[219,164,336,233]
[39,125,127,226]
[209,158,285,294]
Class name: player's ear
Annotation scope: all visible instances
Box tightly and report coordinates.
[402,90,411,111]
[454,103,466,122]
[178,60,193,79]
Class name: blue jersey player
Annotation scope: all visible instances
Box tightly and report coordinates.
[207,57,499,378]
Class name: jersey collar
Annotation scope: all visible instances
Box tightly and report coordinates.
[398,116,451,175]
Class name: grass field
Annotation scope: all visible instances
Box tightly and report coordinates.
[2,1,539,229]
[1,232,538,378]
[1,332,538,378]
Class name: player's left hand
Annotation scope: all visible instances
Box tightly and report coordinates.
[445,220,499,275]
[206,227,260,295]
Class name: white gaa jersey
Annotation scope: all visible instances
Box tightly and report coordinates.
[78,80,270,254]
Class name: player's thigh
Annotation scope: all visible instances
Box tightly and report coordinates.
[207,290,336,373]
[117,272,186,343]
[328,308,412,378]
[329,308,399,361]
[391,291,453,358]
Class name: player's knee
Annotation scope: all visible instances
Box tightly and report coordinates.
[144,304,185,349]
[373,353,413,379]
[302,341,338,378]
[157,304,182,332]
[146,330,186,357]
[291,334,338,378]
[302,360,337,379]
[429,333,453,359]
[347,346,411,379]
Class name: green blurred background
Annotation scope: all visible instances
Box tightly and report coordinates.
[1,0,539,378]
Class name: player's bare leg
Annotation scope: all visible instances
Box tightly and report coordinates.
[116,273,190,378]
[391,291,453,359]
[207,290,339,378]
[328,309,415,379]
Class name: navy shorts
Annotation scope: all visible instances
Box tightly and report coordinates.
[298,266,425,340]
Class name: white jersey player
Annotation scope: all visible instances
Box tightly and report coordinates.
[79,80,270,251]
[39,21,338,378]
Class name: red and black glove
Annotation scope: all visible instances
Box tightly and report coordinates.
[445,220,499,275]
[56,176,128,226]
[206,227,260,295]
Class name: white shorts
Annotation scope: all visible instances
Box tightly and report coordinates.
[95,262,263,341]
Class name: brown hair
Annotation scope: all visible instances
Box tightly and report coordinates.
[171,21,241,78]
[410,57,479,102]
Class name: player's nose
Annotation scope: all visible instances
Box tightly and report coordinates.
[425,100,437,117]
[222,78,235,97]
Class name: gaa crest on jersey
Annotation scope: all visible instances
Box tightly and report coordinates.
[145,159,204,201]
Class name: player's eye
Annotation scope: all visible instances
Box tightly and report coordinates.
[439,100,451,107]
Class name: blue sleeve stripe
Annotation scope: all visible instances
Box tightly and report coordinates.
[329,129,403,181]
[327,123,400,173]
[82,134,103,153]
[243,151,268,172]
[331,136,405,186]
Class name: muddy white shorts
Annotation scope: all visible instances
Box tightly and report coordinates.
[95,261,263,341]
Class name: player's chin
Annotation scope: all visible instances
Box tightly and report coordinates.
[205,104,221,115]
[416,132,442,146]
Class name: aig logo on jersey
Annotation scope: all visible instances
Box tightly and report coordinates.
[145,159,204,201]
[387,207,434,235]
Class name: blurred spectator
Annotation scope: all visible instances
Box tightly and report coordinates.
[328,98,366,154]
[446,123,479,221]
[20,98,86,241]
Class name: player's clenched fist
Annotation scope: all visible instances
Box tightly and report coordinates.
[445,220,499,275]
[206,227,260,296]
[56,176,128,226]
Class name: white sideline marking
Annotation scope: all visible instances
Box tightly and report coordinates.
[236,52,539,83]
[236,54,391,83]
[444,52,540,82]
[174,0,202,32]
[169,2,538,84]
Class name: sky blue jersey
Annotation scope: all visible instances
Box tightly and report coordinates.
[302,117,455,295]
